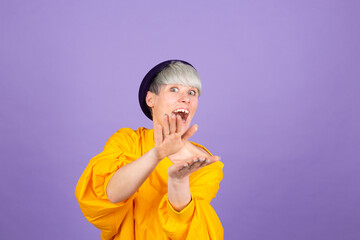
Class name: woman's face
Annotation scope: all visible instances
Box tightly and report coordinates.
[146,84,199,133]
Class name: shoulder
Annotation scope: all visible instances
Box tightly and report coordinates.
[103,127,150,152]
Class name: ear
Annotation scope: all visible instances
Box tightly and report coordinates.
[145,91,155,108]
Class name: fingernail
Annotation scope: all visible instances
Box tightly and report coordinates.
[205,160,210,163]
[183,164,189,167]
[193,159,199,163]
[199,157,205,162]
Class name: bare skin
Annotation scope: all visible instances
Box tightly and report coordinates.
[159,114,220,211]
[106,84,220,211]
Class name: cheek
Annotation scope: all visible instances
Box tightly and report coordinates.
[191,100,199,113]
[154,96,172,113]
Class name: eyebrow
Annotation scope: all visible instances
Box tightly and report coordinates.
[168,85,197,92]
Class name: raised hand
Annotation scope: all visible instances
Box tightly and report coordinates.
[156,113,221,212]
[154,113,198,160]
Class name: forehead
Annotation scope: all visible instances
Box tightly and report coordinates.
[161,84,197,90]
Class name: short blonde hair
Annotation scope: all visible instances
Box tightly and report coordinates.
[149,61,202,95]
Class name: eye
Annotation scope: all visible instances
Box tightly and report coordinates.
[170,87,179,92]
[188,90,197,96]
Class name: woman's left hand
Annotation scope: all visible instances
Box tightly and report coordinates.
[168,155,220,179]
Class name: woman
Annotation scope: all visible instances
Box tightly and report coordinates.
[75,60,224,239]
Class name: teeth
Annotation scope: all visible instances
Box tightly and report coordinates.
[173,109,189,114]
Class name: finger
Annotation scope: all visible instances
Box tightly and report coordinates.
[185,156,221,174]
[188,158,200,170]
[182,124,198,142]
[154,124,163,145]
[168,163,186,177]
[207,155,221,163]
[198,157,208,167]
[199,156,220,168]
[172,162,191,173]
[188,157,211,171]
[176,114,183,134]
[184,158,208,174]
[179,162,191,171]
[163,114,170,136]
[169,113,176,134]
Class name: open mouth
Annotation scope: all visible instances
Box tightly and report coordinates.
[172,108,189,122]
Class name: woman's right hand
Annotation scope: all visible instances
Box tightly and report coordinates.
[154,113,198,160]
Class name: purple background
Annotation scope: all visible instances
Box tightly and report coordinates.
[1,1,360,239]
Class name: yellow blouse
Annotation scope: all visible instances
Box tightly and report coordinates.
[75,127,224,240]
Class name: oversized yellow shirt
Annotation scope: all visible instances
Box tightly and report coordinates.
[75,127,224,240]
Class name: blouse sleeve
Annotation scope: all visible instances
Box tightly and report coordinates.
[158,161,224,240]
[74,128,140,239]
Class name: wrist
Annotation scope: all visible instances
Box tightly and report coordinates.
[168,176,191,212]
[168,175,190,185]
[152,147,166,161]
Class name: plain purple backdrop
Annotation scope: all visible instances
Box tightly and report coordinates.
[1,1,360,239]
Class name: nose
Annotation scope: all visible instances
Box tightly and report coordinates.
[179,93,190,103]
